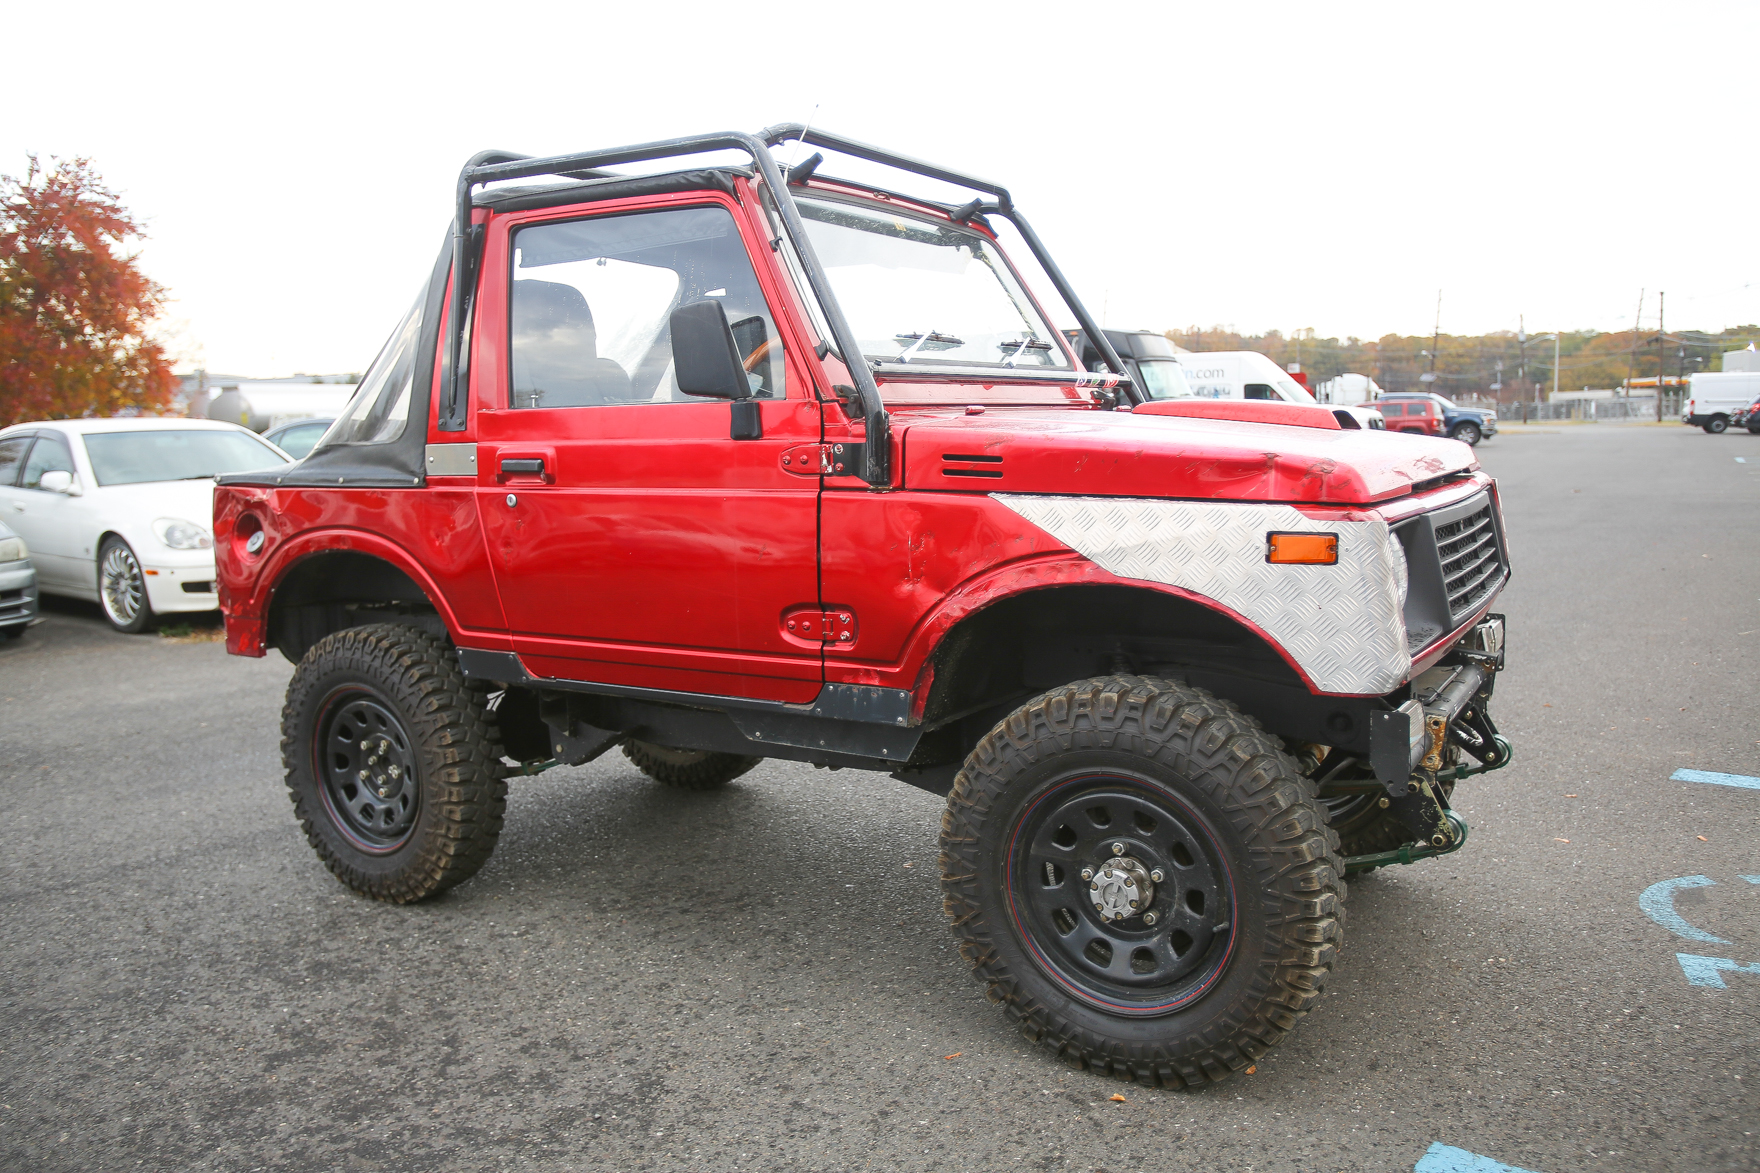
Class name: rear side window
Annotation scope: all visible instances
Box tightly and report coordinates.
[0,436,29,486]
[21,433,73,489]
[317,291,422,448]
[509,204,784,409]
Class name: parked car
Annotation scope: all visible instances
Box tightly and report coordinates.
[1362,397,1446,436]
[0,517,38,639]
[213,125,1514,1088]
[1726,393,1760,434]
[0,419,291,633]
[1376,392,1495,445]
[264,418,335,460]
[1683,371,1760,433]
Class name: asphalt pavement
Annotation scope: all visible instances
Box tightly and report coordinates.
[2,422,1756,1173]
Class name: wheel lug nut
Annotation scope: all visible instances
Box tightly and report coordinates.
[1080,867,1094,882]
[1143,911,1159,926]
[357,770,369,781]
[360,739,370,751]
[1111,842,1125,856]
[388,765,401,780]
[1150,869,1164,883]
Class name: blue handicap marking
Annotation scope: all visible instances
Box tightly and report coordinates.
[1676,953,1760,988]
[1415,1142,1544,1172]
[1639,875,1729,943]
[1671,768,1760,790]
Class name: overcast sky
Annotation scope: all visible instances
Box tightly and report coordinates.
[6,0,1756,376]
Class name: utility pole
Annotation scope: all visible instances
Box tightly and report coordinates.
[1431,290,1442,376]
[1624,289,1644,397]
[1656,292,1665,422]
[1552,333,1559,403]
[1518,315,1527,401]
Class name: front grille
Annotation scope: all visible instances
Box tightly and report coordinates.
[1433,502,1503,619]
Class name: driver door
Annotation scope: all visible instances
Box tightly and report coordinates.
[474,196,826,703]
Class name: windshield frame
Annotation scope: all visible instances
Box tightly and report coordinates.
[792,190,1077,376]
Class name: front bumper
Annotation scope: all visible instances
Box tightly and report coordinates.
[142,551,219,615]
[0,558,38,630]
[1364,614,1508,851]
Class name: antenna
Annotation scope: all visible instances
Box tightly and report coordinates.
[784,104,820,172]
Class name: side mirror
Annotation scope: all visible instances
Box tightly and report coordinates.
[670,299,752,401]
[38,470,79,495]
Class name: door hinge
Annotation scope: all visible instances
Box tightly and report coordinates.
[780,442,863,477]
[780,605,858,646]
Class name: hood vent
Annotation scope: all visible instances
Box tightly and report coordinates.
[941,453,1003,479]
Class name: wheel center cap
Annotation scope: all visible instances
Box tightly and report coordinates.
[1088,856,1155,923]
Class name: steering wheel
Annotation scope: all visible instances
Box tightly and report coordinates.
[742,337,774,372]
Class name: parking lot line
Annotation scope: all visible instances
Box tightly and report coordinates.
[1415,1142,1544,1173]
[1670,768,1760,790]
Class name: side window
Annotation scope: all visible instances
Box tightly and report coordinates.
[1243,383,1275,401]
[0,436,30,486]
[21,433,73,489]
[510,204,784,409]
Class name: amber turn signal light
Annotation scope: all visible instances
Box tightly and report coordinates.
[1266,532,1338,565]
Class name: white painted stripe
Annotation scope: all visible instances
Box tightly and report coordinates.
[1672,768,1760,790]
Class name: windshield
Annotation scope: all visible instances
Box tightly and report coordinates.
[83,430,290,487]
[317,291,422,448]
[795,197,1069,370]
[1136,358,1195,399]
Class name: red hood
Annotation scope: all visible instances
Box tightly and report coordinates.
[897,408,1476,504]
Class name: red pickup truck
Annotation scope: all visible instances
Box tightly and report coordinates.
[214,127,1512,1088]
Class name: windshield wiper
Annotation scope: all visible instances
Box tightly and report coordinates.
[1000,336,1053,366]
[893,331,965,362]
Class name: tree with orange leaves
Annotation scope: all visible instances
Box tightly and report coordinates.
[0,156,177,427]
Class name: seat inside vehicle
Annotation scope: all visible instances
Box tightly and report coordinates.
[509,280,634,408]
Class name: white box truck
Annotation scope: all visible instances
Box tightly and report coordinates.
[1683,372,1760,433]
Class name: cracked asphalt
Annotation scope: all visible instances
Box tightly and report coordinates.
[1,422,1756,1172]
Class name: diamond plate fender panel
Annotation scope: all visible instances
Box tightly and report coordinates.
[991,494,1411,695]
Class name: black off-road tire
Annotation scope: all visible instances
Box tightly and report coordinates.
[282,624,506,903]
[939,676,1345,1087]
[621,741,761,789]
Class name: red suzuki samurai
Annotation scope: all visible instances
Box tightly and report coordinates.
[213,127,1511,1088]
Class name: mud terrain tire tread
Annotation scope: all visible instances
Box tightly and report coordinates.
[622,741,761,789]
[281,624,506,903]
[939,675,1345,1088]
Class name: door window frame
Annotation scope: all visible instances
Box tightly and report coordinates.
[469,183,828,426]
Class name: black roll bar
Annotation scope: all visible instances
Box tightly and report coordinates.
[438,127,1134,485]
[439,131,892,485]
[757,125,1136,403]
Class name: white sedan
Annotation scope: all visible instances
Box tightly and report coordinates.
[0,418,292,633]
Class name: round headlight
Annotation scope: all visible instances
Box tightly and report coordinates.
[152,518,214,550]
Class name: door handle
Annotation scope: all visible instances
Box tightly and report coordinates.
[500,458,545,475]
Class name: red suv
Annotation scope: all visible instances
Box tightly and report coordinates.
[214,126,1512,1088]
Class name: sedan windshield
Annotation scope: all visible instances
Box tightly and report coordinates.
[83,430,290,487]
[795,197,1069,371]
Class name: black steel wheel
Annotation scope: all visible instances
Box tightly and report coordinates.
[941,676,1345,1087]
[282,624,506,902]
[315,695,421,851]
[622,740,760,789]
[1007,775,1235,1017]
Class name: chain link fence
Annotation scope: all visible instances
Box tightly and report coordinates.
[1498,394,1680,423]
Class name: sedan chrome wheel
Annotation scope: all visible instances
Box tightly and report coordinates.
[98,538,152,633]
